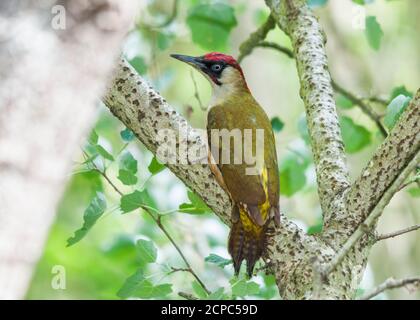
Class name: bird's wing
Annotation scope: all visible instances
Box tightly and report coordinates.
[207,101,279,225]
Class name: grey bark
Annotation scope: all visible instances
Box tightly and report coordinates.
[0,0,137,299]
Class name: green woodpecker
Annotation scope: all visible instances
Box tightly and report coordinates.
[171,52,280,276]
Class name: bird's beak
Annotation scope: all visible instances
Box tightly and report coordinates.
[170,54,206,71]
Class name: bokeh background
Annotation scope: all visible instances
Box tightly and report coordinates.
[27,0,419,299]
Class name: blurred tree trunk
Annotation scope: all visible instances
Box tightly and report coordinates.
[0,0,136,299]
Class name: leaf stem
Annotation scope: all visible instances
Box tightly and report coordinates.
[86,152,210,295]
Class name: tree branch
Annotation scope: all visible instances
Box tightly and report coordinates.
[322,150,420,276]
[237,15,276,63]
[330,81,388,138]
[359,277,420,300]
[375,224,420,242]
[178,292,199,300]
[265,0,351,229]
[256,41,294,58]
[344,90,420,233]
[104,58,233,225]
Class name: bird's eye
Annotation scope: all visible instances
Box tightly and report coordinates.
[211,64,222,72]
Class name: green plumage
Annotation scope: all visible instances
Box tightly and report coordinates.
[207,91,280,276]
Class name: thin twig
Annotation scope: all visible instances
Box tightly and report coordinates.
[398,174,420,191]
[238,14,276,63]
[257,41,294,58]
[190,70,205,111]
[331,80,388,137]
[367,96,389,106]
[151,214,210,294]
[138,0,179,29]
[170,267,191,274]
[84,151,210,295]
[178,292,199,300]
[358,276,420,300]
[239,31,388,138]
[375,224,420,242]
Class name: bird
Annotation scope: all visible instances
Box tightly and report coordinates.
[171,52,280,277]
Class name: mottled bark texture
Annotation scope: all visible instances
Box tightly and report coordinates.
[265,0,351,238]
[0,0,136,299]
[103,1,419,299]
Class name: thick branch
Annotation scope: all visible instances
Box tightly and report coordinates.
[103,58,232,225]
[323,150,420,276]
[359,277,420,300]
[265,0,351,228]
[345,91,420,230]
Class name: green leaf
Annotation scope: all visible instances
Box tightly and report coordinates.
[179,191,211,214]
[117,269,172,299]
[205,254,232,268]
[340,116,371,153]
[390,86,413,100]
[307,221,323,235]
[120,151,138,174]
[186,3,237,50]
[67,192,107,246]
[187,191,210,211]
[192,280,208,299]
[383,95,411,130]
[136,239,157,263]
[117,269,144,299]
[253,8,269,26]
[117,151,138,184]
[271,117,285,132]
[120,190,151,213]
[120,128,135,142]
[407,188,420,197]
[280,152,308,197]
[129,56,147,75]
[95,145,114,161]
[178,203,207,214]
[157,32,175,51]
[136,282,172,299]
[206,288,225,300]
[148,156,166,175]
[257,274,278,299]
[88,130,98,145]
[307,0,328,8]
[336,94,354,109]
[365,16,383,51]
[353,0,374,4]
[118,170,138,186]
[231,279,260,297]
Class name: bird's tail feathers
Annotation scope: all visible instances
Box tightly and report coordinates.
[228,214,268,277]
